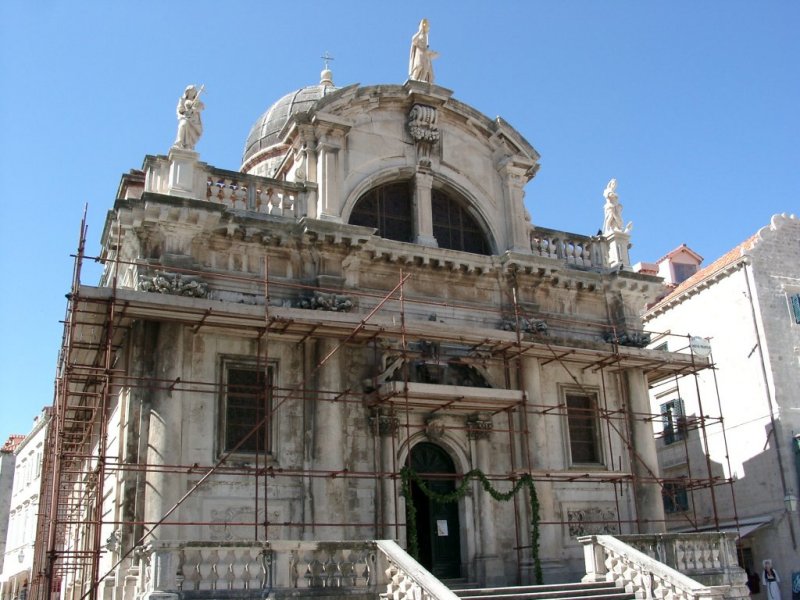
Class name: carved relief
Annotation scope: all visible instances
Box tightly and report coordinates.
[425,416,446,441]
[500,316,548,335]
[209,505,285,541]
[296,290,353,312]
[138,271,208,298]
[566,506,620,538]
[407,104,439,165]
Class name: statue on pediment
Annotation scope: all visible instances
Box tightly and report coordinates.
[409,19,439,84]
[602,178,632,234]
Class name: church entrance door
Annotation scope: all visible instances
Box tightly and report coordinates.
[408,442,461,578]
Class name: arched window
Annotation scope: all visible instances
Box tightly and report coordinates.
[349,182,413,243]
[431,189,490,255]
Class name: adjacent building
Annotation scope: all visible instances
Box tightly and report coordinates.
[643,214,800,598]
[0,412,50,600]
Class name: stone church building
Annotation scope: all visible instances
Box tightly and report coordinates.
[34,27,711,600]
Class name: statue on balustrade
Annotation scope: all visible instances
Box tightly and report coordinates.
[173,84,205,151]
[602,178,632,235]
[409,19,438,84]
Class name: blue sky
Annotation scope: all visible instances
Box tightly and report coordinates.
[0,1,798,443]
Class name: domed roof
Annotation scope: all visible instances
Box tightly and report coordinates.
[242,79,337,165]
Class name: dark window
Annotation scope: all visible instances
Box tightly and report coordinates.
[431,189,490,255]
[662,481,689,513]
[791,294,800,324]
[349,182,413,243]
[223,363,272,454]
[672,263,697,284]
[566,393,601,464]
[661,398,686,445]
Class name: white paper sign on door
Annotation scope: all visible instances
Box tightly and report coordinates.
[436,520,448,536]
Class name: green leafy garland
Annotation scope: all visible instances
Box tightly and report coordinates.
[400,466,542,584]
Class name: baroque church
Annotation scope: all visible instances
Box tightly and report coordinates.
[33,20,719,600]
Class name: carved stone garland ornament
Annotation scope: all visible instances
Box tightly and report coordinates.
[407,104,439,165]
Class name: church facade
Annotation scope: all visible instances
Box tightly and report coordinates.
[36,32,705,600]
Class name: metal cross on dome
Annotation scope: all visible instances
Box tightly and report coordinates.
[321,51,335,70]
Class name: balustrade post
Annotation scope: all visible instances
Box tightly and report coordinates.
[579,537,609,583]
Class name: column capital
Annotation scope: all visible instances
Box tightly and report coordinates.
[466,413,493,440]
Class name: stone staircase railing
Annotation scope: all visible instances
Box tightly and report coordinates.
[376,540,460,600]
[134,539,458,600]
[614,534,748,599]
[579,535,746,600]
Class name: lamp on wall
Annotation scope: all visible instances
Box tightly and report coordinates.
[17,549,24,563]
[785,491,798,513]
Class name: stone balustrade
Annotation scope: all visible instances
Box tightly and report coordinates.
[135,539,458,600]
[579,534,746,600]
[141,155,313,219]
[529,226,605,269]
[206,171,306,218]
[615,533,748,598]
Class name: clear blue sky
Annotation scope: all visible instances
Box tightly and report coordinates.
[0,1,797,443]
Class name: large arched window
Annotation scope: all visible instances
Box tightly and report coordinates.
[349,181,492,255]
[349,181,413,243]
[431,189,491,255]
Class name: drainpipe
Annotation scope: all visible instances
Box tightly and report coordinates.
[742,263,796,549]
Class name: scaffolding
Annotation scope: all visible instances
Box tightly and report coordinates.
[28,214,742,600]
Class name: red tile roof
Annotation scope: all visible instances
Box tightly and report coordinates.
[648,233,759,312]
[1,435,25,453]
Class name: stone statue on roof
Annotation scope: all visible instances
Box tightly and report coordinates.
[409,19,439,84]
[602,178,632,234]
[173,84,205,151]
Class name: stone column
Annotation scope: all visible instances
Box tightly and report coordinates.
[413,169,437,247]
[497,162,532,254]
[467,414,503,585]
[312,338,346,539]
[522,355,560,582]
[296,126,318,218]
[624,367,666,533]
[373,411,400,539]
[143,323,185,541]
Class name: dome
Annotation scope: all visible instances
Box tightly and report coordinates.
[242,81,337,167]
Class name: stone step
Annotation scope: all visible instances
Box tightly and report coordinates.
[457,593,632,600]
[454,581,617,596]
[453,581,633,600]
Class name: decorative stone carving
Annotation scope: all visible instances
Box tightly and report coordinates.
[425,416,446,441]
[407,104,439,165]
[465,414,493,440]
[500,316,548,334]
[172,85,205,151]
[138,271,208,298]
[602,178,632,235]
[297,290,353,312]
[369,410,400,437]
[567,506,620,537]
[409,19,438,84]
[603,329,651,348]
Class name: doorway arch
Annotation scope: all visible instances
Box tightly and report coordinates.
[408,442,462,578]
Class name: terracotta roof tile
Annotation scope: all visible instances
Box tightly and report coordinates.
[1,434,26,453]
[648,233,759,312]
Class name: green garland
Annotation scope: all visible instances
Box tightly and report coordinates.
[400,466,542,584]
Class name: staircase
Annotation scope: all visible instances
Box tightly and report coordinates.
[449,580,635,600]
